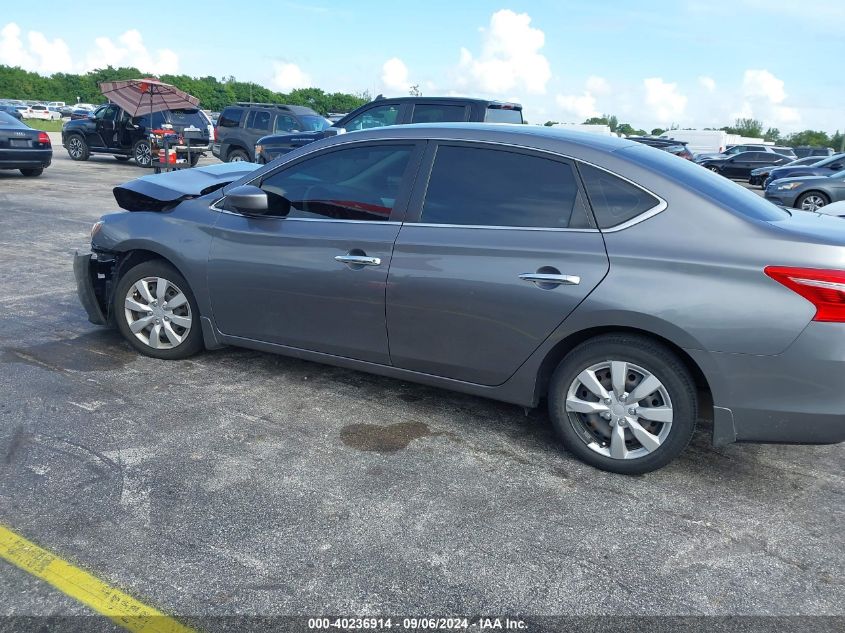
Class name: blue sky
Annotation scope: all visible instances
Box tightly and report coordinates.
[1,1,841,132]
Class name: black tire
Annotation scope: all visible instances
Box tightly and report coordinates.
[114,155,131,162]
[226,148,249,163]
[20,168,43,177]
[189,153,201,167]
[548,335,697,475]
[132,139,153,168]
[113,260,204,360]
[706,165,720,173]
[65,134,89,161]
[795,191,830,211]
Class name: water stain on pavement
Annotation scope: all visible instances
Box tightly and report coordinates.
[340,421,444,453]
[1,330,133,372]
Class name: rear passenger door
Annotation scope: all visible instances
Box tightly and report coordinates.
[385,143,610,386]
[244,109,272,159]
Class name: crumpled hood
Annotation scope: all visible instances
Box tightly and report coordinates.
[113,162,261,211]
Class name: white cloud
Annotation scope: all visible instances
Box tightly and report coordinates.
[698,76,716,92]
[381,57,410,93]
[643,77,687,123]
[0,22,72,73]
[1,22,177,75]
[555,92,599,121]
[455,9,551,95]
[84,30,178,74]
[585,75,611,96]
[271,62,311,92]
[554,76,610,122]
[732,69,800,128]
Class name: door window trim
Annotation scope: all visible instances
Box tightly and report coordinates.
[213,135,666,232]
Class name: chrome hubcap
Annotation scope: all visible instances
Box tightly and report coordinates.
[801,195,826,211]
[230,154,244,162]
[136,143,151,166]
[565,361,673,460]
[124,277,191,350]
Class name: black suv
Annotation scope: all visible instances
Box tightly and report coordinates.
[212,103,331,163]
[62,103,213,167]
[254,96,524,163]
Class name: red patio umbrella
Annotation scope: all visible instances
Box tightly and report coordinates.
[98,78,199,118]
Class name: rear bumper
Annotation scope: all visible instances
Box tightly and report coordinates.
[73,251,109,325]
[690,322,845,445]
[0,149,52,169]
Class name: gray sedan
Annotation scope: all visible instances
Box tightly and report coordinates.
[764,169,845,210]
[74,124,845,474]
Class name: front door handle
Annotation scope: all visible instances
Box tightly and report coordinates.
[518,273,581,286]
[335,255,381,266]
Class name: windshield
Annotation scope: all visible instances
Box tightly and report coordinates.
[298,115,332,132]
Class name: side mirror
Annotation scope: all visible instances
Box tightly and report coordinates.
[324,127,346,137]
[224,185,269,214]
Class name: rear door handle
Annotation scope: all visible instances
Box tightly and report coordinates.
[518,273,581,286]
[335,255,381,266]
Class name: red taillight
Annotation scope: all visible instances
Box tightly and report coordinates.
[213,126,218,141]
[37,131,50,145]
[765,266,845,322]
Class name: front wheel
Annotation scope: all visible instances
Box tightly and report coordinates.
[114,260,204,360]
[132,139,153,168]
[796,191,829,212]
[66,134,89,161]
[548,335,697,475]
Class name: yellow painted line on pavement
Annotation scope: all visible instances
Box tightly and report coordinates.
[0,524,196,633]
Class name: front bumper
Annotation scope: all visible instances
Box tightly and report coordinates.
[764,191,799,207]
[73,250,115,325]
[689,322,845,445]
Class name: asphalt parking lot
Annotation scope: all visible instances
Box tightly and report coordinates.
[1,144,843,628]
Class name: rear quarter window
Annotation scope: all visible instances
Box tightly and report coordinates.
[218,107,243,128]
[579,164,661,229]
[484,107,523,124]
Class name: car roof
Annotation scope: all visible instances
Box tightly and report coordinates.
[367,96,522,109]
[229,103,321,116]
[323,122,636,153]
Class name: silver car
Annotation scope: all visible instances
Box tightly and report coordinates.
[74,124,845,474]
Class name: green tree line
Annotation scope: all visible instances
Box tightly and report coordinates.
[0,64,369,114]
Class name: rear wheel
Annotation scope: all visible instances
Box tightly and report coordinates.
[20,168,43,177]
[796,191,829,212]
[66,134,89,161]
[706,165,720,173]
[548,335,697,475]
[133,139,152,168]
[114,260,204,360]
[227,148,249,162]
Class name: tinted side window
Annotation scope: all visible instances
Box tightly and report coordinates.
[274,114,300,133]
[259,144,413,221]
[485,107,523,124]
[410,104,467,123]
[218,107,242,128]
[749,152,773,161]
[579,163,660,229]
[343,105,400,131]
[248,110,271,132]
[420,145,591,229]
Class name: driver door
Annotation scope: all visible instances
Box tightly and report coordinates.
[88,104,120,149]
[207,140,424,364]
